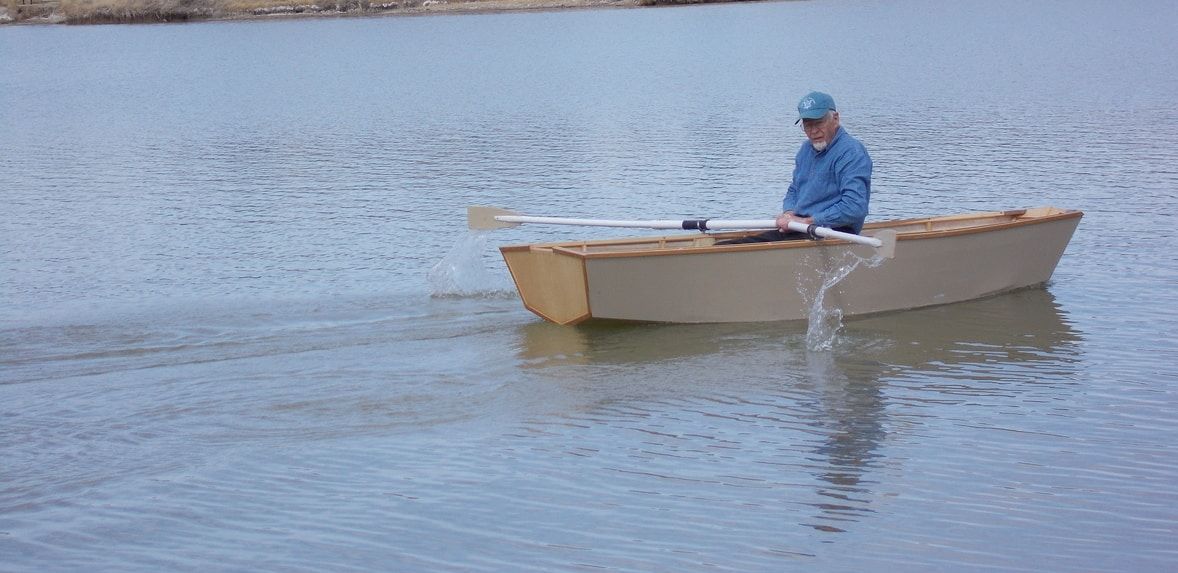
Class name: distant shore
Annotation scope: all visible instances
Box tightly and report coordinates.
[2,0,758,26]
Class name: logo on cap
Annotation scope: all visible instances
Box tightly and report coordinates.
[800,97,816,110]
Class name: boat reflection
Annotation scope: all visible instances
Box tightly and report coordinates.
[511,288,1081,535]
[801,289,1081,533]
[850,287,1083,390]
[515,288,1080,373]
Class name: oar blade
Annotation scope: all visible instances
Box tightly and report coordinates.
[468,206,521,230]
[870,229,897,259]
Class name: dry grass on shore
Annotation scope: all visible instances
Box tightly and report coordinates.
[58,0,215,23]
[58,0,349,24]
[21,0,720,25]
[4,0,725,24]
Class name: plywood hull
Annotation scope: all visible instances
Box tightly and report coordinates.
[500,207,1082,325]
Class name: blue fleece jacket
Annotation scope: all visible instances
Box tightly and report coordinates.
[782,126,872,233]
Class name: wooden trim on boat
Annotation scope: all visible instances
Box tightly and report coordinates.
[867,208,1081,242]
[500,207,1082,261]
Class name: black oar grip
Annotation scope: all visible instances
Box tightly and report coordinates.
[682,219,710,231]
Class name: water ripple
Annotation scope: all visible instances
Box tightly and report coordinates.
[3,1,1178,571]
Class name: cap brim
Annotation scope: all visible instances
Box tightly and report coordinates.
[795,109,830,123]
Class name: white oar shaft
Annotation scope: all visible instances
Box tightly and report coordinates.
[495,215,709,230]
[785,221,883,248]
[494,215,882,248]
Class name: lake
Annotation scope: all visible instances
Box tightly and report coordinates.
[2,0,1177,570]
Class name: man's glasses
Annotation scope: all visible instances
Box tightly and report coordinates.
[801,114,831,132]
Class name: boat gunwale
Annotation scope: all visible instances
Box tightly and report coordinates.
[499,207,1082,261]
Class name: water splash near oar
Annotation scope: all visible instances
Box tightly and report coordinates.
[428,231,511,298]
[800,251,889,351]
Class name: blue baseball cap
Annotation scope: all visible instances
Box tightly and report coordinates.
[795,91,836,124]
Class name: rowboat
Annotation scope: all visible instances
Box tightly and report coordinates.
[472,206,1082,325]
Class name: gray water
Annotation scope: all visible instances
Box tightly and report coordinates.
[3,0,1178,571]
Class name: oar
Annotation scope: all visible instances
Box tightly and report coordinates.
[467,206,896,258]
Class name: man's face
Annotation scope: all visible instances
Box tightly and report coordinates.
[801,111,840,152]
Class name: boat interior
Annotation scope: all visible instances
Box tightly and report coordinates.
[502,207,1080,257]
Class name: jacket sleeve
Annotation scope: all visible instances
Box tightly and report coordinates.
[781,148,804,212]
[813,145,872,230]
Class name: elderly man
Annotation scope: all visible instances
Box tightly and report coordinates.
[722,91,872,244]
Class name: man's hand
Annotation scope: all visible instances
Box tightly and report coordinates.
[776,211,813,232]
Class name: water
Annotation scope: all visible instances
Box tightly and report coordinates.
[3,0,1178,570]
[798,250,888,351]
[428,231,510,297]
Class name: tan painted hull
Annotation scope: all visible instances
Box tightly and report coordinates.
[500,207,1083,325]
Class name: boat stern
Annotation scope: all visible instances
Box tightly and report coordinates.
[501,244,592,325]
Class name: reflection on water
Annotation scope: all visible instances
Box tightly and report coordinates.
[2,0,1176,570]
[513,288,1081,535]
[796,350,886,533]
[854,288,1082,397]
[517,287,1078,374]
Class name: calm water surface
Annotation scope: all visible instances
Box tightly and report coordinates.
[2,0,1178,571]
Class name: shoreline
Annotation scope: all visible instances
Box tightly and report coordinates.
[2,0,753,26]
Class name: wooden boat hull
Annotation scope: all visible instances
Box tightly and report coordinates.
[500,207,1082,325]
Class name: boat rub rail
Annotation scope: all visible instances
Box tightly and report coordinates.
[501,207,1081,259]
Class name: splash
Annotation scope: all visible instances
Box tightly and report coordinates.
[427,231,510,298]
[800,251,887,351]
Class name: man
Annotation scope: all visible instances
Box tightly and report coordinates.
[721,91,872,244]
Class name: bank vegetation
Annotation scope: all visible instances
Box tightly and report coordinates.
[3,0,739,25]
